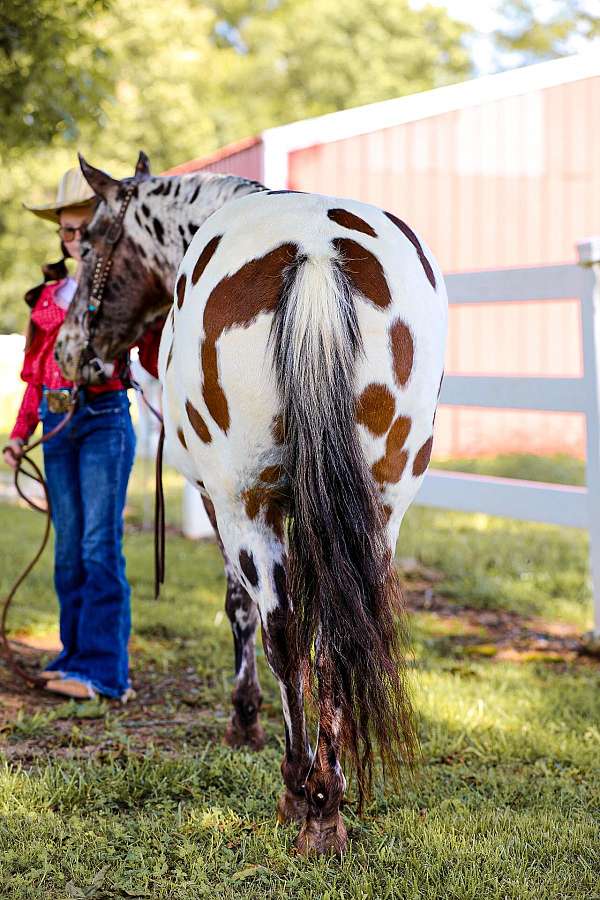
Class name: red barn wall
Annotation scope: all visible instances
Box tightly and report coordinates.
[287,78,600,459]
[165,136,264,181]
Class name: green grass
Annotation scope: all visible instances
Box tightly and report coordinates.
[433,452,585,487]
[0,453,599,898]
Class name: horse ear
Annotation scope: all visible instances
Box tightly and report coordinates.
[135,151,151,179]
[78,153,119,202]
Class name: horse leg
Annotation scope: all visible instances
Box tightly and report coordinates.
[201,494,264,750]
[208,500,312,822]
[259,566,312,824]
[296,659,348,855]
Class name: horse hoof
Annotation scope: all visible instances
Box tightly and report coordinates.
[223,716,266,751]
[295,814,348,856]
[277,789,308,824]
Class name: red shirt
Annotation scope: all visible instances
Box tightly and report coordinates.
[11,280,162,442]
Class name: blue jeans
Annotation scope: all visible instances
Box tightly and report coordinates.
[40,389,136,698]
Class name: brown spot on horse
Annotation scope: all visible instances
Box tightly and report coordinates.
[384,211,436,290]
[185,399,212,444]
[372,415,412,484]
[241,465,287,540]
[176,273,186,309]
[327,209,377,238]
[413,436,433,476]
[356,383,395,436]
[332,238,391,309]
[177,427,187,450]
[390,320,414,387]
[201,243,298,433]
[192,235,222,285]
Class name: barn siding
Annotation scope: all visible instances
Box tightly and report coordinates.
[287,77,600,458]
[165,137,264,182]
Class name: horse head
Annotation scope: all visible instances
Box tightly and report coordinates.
[55,152,173,384]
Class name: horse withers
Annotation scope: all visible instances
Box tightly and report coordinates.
[55,154,447,855]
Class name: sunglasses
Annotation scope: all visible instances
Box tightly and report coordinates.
[57,224,89,242]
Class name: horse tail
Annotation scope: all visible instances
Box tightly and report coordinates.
[270,249,417,805]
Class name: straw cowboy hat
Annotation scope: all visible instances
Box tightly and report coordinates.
[23,167,96,223]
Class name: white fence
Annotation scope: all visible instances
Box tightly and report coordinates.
[416,237,600,637]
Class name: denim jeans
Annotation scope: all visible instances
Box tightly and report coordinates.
[40,389,136,698]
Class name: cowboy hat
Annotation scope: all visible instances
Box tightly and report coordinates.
[23,167,96,223]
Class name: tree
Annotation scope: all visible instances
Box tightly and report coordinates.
[210,0,472,131]
[0,0,472,332]
[495,0,600,62]
[0,0,113,155]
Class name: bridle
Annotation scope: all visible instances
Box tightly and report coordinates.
[77,184,136,383]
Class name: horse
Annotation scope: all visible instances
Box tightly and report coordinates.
[55,152,447,855]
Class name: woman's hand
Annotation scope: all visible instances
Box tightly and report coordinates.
[3,439,24,469]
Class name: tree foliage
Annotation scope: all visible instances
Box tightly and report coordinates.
[0,0,113,154]
[0,0,472,332]
[495,0,600,61]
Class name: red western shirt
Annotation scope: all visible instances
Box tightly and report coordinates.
[10,280,162,442]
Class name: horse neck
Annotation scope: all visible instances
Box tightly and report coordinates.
[132,171,264,295]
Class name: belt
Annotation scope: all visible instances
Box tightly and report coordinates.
[43,386,124,414]
[44,388,76,414]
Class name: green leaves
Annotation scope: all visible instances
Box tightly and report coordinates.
[0,1,114,154]
[0,0,472,332]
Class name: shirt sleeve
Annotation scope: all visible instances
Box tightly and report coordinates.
[10,383,42,442]
[136,319,164,380]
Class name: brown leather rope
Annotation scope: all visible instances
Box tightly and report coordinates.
[1,398,78,688]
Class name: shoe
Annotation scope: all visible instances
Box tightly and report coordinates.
[120,686,136,704]
[45,678,97,700]
[39,670,65,681]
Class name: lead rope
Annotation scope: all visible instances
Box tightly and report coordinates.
[1,396,79,688]
[126,374,165,600]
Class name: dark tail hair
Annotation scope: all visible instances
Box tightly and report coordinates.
[270,250,417,805]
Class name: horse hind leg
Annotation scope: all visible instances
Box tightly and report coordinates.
[223,573,265,750]
[261,562,312,825]
[201,495,265,750]
[209,500,313,825]
[295,658,348,855]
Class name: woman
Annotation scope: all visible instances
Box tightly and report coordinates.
[3,167,160,701]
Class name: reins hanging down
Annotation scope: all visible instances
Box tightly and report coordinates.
[127,374,166,601]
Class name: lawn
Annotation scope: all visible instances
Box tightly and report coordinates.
[0,453,599,899]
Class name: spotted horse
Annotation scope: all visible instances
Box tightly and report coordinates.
[56,154,447,855]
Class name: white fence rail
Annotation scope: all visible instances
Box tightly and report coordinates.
[416,237,600,636]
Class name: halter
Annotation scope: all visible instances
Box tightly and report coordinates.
[79,184,136,382]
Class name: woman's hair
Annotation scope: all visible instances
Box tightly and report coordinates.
[24,241,70,309]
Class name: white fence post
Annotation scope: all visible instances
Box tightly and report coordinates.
[577,237,600,638]
[182,481,215,539]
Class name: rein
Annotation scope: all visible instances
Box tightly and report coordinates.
[127,375,165,600]
[1,394,79,688]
